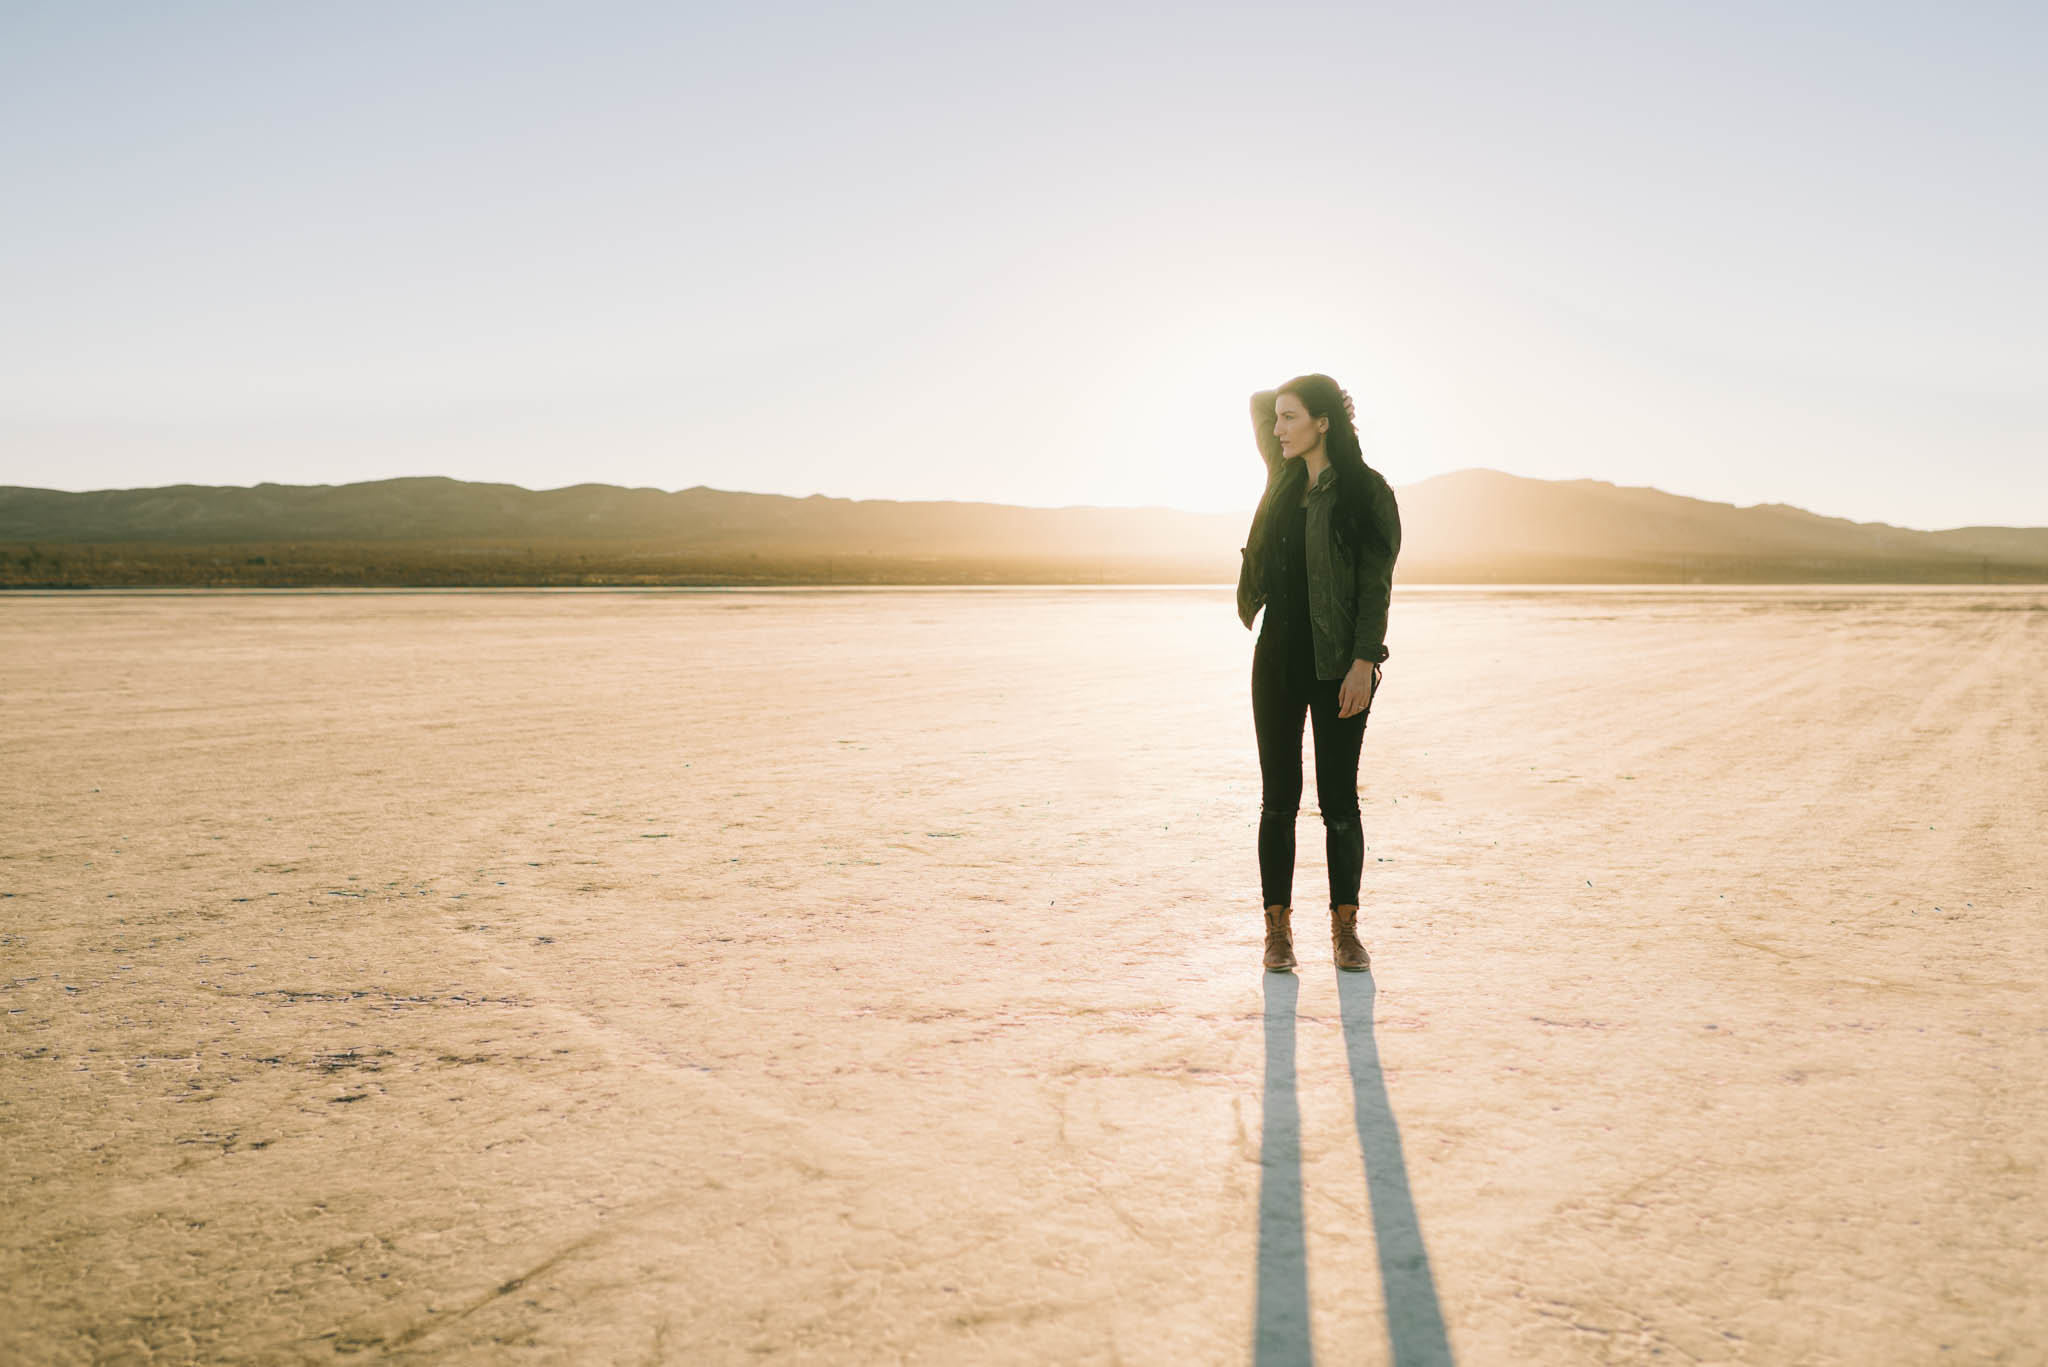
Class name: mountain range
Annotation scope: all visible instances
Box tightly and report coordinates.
[2,470,2043,586]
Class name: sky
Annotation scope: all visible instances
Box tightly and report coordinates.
[3,1,2043,529]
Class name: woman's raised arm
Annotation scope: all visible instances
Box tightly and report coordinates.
[1249,390,1282,474]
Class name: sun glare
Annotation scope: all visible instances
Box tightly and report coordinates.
[1127,326,1363,514]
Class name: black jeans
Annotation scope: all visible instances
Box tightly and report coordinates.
[1252,631,1370,911]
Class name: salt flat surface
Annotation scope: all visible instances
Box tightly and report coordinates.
[2,587,2043,1366]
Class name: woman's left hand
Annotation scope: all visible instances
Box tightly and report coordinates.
[1338,660,1378,720]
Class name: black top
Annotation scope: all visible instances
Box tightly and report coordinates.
[1261,495,1319,692]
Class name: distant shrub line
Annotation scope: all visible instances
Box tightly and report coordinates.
[3,540,2041,588]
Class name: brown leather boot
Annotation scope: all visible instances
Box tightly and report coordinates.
[1262,905,1297,972]
[1331,905,1370,972]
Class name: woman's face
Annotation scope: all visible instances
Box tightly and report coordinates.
[1273,392,1329,460]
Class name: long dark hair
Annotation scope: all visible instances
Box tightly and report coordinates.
[1248,373,1380,564]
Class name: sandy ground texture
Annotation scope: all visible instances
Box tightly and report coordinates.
[2,586,2044,1366]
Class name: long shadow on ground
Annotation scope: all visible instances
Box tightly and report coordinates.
[1338,971,1453,1366]
[1255,971,1454,1366]
[1255,972,1312,1364]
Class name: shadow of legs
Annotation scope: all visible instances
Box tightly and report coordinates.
[1337,972,1454,1367]
[1255,973,1313,1365]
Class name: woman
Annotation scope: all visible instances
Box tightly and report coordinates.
[1236,374,1401,973]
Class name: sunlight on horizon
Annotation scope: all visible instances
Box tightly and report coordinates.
[1126,327,1368,514]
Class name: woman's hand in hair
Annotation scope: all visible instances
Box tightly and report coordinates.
[1337,659,1378,720]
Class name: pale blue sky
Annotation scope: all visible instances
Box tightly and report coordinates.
[4,1,2042,527]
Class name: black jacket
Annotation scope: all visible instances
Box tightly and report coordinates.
[1235,391,1401,675]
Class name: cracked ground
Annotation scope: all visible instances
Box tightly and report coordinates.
[3,586,2044,1364]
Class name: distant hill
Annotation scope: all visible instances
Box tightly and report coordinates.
[1393,469,2048,582]
[0,477,1231,557]
[2,471,2044,586]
